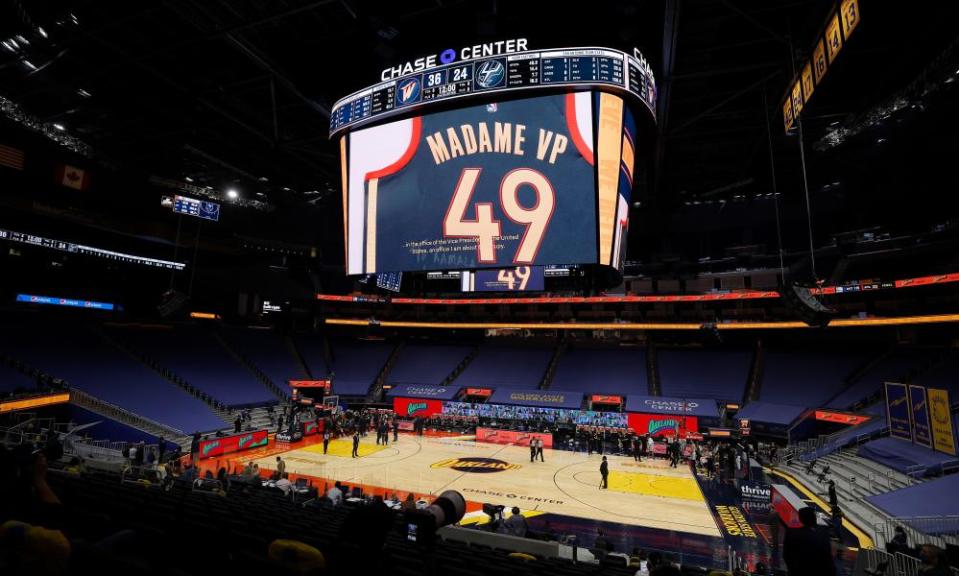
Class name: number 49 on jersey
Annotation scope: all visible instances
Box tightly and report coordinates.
[443,168,555,264]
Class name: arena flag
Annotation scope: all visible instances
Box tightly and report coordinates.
[908,385,933,448]
[885,382,913,441]
[57,164,90,190]
[927,388,957,456]
[0,144,25,170]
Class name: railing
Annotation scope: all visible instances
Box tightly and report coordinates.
[854,548,894,575]
[875,516,959,550]
[69,387,184,437]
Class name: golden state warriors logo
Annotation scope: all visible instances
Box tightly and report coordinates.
[396,77,421,106]
[431,457,521,473]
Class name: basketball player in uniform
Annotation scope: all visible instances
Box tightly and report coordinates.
[599,456,609,489]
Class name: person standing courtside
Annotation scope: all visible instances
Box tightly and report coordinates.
[530,438,537,462]
[322,430,330,454]
[536,437,545,462]
[352,430,360,458]
[393,418,399,442]
[599,456,609,489]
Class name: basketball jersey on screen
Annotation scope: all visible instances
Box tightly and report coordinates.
[354,92,596,273]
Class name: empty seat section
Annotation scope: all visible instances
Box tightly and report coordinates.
[389,344,471,386]
[826,347,939,409]
[329,339,394,395]
[551,347,647,395]
[123,327,273,406]
[658,348,750,402]
[0,322,223,432]
[455,345,553,388]
[221,327,307,387]
[760,349,869,408]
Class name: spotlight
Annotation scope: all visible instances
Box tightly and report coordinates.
[53,123,65,131]
[226,188,239,199]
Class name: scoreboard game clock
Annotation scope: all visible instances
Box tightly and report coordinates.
[334,40,656,279]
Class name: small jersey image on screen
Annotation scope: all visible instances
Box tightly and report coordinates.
[342,91,636,274]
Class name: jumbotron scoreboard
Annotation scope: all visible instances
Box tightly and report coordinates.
[334,39,656,283]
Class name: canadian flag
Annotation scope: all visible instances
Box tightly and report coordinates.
[57,164,90,190]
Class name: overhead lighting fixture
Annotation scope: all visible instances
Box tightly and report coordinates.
[52,123,65,131]
[76,88,92,98]
[184,176,193,182]
[15,35,29,46]
[37,27,48,38]
[226,188,239,199]
[876,138,886,144]
[23,60,37,71]
[2,40,14,52]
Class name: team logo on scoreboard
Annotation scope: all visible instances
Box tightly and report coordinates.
[396,77,422,106]
[431,457,521,473]
[474,59,506,89]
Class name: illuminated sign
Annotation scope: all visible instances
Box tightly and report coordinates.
[189,312,220,320]
[173,195,220,222]
[332,45,657,136]
[813,410,870,425]
[380,39,529,82]
[591,395,623,404]
[0,393,70,413]
[465,388,493,397]
[0,227,184,270]
[17,294,114,311]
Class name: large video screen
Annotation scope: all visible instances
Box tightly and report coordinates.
[342,91,636,274]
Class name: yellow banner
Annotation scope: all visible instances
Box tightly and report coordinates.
[928,388,957,456]
[802,63,815,103]
[826,13,843,64]
[783,98,794,132]
[841,0,860,39]
[791,81,804,115]
[0,392,70,413]
[813,39,828,84]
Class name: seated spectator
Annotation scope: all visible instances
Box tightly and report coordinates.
[505,507,528,538]
[402,492,416,511]
[918,544,951,575]
[326,481,344,506]
[887,526,909,555]
[275,473,292,496]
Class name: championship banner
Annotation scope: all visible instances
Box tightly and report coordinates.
[909,385,933,448]
[198,429,269,459]
[885,382,913,441]
[627,413,699,438]
[392,397,443,418]
[476,427,553,448]
[928,388,957,456]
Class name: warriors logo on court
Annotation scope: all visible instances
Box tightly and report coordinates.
[431,457,521,473]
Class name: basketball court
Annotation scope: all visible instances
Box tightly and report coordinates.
[239,434,721,537]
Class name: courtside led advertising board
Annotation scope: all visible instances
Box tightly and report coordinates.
[342,91,636,274]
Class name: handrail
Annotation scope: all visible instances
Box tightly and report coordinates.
[69,387,184,437]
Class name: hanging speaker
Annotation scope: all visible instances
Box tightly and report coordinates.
[781,283,835,328]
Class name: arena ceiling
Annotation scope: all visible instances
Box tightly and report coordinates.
[1,0,957,268]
